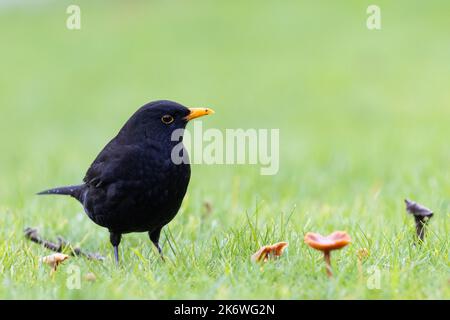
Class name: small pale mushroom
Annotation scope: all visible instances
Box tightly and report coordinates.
[251,242,289,263]
[405,199,433,241]
[304,231,351,277]
[84,272,97,282]
[42,253,69,273]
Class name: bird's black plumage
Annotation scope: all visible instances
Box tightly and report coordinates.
[38,100,214,263]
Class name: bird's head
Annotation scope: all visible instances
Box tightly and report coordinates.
[117,100,215,144]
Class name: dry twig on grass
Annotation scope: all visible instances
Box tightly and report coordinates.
[25,227,104,261]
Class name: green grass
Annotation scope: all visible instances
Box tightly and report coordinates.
[0,0,449,299]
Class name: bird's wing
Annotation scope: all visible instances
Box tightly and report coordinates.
[83,142,143,188]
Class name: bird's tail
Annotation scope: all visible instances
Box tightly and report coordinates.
[37,184,84,200]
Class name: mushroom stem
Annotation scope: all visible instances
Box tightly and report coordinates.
[324,250,332,277]
[414,216,427,241]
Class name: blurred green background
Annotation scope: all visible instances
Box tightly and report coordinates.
[0,0,448,299]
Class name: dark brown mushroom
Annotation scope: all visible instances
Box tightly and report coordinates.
[405,199,433,241]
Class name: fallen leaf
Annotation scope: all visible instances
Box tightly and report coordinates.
[251,242,288,263]
[203,201,213,215]
[201,201,213,220]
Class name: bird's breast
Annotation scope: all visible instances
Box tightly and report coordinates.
[82,143,191,232]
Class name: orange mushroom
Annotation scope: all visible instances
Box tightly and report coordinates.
[304,231,351,277]
[251,242,289,263]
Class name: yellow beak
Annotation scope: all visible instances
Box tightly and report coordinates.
[185,108,215,121]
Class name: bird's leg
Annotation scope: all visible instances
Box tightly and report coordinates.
[149,228,165,261]
[109,232,122,265]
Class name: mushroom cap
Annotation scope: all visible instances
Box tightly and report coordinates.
[304,231,351,251]
[251,241,289,262]
[42,253,69,265]
[405,199,433,218]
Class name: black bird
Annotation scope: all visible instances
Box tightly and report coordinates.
[38,100,214,263]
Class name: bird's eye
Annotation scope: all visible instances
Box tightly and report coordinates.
[161,115,174,124]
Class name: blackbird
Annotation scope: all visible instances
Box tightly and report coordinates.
[38,100,214,263]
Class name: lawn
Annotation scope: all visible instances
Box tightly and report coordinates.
[0,0,448,299]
